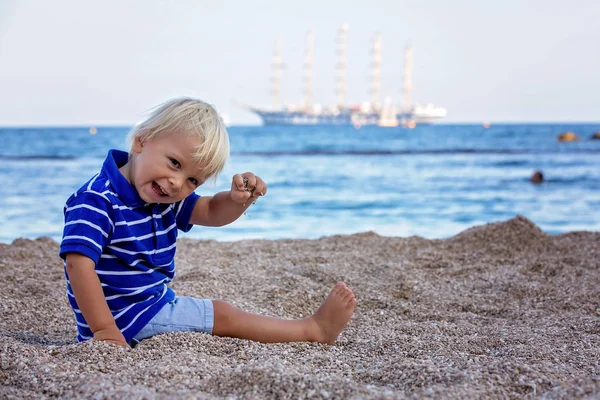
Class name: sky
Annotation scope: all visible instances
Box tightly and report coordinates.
[0,0,599,125]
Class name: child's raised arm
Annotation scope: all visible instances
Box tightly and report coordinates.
[65,253,130,348]
[190,172,266,227]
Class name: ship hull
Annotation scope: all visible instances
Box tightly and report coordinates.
[256,111,355,126]
[251,109,445,126]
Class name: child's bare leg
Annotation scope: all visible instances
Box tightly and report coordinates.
[212,282,356,344]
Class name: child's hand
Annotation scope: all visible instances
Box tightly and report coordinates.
[231,172,267,204]
[93,326,131,349]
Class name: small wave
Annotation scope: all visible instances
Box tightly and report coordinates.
[3,148,600,160]
[232,148,600,156]
[0,155,78,161]
[521,176,599,185]
[492,160,529,167]
[543,177,599,184]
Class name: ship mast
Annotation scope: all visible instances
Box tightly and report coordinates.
[336,24,348,110]
[304,30,314,113]
[402,45,413,112]
[271,36,283,110]
[371,33,382,112]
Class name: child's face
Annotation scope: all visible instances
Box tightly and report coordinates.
[127,132,207,204]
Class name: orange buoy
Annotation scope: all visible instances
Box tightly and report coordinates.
[402,120,416,129]
[557,131,579,142]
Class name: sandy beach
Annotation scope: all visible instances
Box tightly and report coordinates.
[0,216,598,398]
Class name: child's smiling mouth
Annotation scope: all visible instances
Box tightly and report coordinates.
[152,181,169,197]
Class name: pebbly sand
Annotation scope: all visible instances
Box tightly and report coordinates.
[0,216,599,399]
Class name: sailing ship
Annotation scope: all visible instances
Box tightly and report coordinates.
[241,25,446,127]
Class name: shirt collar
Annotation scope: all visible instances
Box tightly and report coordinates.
[102,149,147,208]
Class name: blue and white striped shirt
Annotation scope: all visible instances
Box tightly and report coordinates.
[59,149,200,342]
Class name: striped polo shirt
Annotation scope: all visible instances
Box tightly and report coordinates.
[59,149,200,342]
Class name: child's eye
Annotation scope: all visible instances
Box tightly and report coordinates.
[169,158,180,168]
[188,177,199,185]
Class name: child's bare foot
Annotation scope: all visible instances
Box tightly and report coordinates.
[310,282,357,344]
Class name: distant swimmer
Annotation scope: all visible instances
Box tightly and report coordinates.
[591,131,600,140]
[557,131,579,142]
[530,170,544,184]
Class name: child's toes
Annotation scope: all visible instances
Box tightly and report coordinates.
[333,282,346,295]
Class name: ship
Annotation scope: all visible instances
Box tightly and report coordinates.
[241,25,447,127]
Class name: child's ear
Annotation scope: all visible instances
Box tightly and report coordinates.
[132,135,144,153]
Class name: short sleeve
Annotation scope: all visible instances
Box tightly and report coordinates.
[59,191,114,263]
[174,192,201,232]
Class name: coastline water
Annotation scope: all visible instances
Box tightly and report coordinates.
[1,123,599,243]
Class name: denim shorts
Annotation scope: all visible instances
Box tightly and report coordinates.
[130,296,214,346]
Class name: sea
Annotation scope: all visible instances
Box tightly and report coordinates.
[1,123,599,244]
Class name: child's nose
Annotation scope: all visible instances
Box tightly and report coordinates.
[169,176,184,192]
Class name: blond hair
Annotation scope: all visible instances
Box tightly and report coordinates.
[127,97,230,182]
